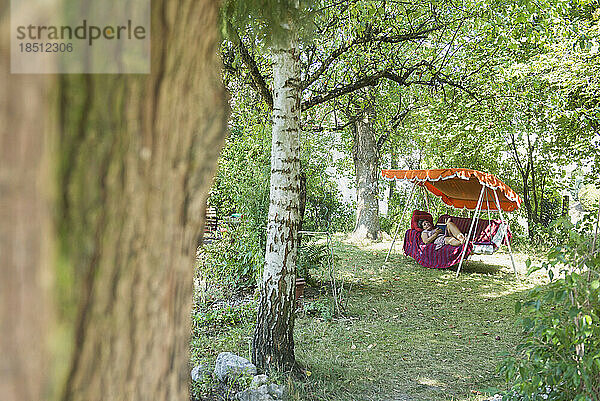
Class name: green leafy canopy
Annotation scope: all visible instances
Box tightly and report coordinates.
[221,0,318,46]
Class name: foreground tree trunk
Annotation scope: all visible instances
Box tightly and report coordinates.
[352,105,380,240]
[0,20,53,401]
[0,1,227,400]
[252,32,301,372]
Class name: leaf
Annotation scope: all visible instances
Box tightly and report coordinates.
[515,301,522,314]
[591,280,600,290]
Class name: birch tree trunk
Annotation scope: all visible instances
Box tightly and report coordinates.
[0,1,227,400]
[352,105,380,240]
[252,33,301,372]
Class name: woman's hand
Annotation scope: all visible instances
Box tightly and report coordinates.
[422,228,442,244]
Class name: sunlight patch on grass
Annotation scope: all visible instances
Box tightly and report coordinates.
[418,377,447,388]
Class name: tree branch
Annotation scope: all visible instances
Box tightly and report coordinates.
[301,120,353,132]
[302,71,387,111]
[376,108,411,151]
[301,58,478,111]
[302,63,427,111]
[300,27,439,90]
[233,30,273,110]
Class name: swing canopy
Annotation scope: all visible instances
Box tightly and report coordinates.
[381,168,522,212]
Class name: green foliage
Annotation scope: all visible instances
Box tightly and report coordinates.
[192,302,257,338]
[197,226,263,296]
[579,184,600,212]
[221,0,317,46]
[206,115,270,291]
[209,119,271,220]
[500,212,600,400]
[303,187,354,233]
[302,299,334,321]
[297,241,329,281]
[299,126,355,233]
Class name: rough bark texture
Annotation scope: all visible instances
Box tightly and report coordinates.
[298,169,307,248]
[252,34,301,372]
[352,105,380,240]
[1,0,227,400]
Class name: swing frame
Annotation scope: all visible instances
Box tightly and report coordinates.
[383,169,521,277]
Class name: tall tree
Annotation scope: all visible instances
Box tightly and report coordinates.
[222,0,313,373]
[252,23,302,371]
[0,1,227,400]
[224,0,478,369]
[0,21,52,401]
[352,100,381,239]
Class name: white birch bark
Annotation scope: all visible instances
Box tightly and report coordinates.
[252,32,301,371]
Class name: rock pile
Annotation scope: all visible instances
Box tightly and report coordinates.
[214,352,257,382]
[190,352,286,401]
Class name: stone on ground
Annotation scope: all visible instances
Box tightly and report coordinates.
[250,374,269,388]
[214,352,257,382]
[191,362,211,382]
[236,384,286,401]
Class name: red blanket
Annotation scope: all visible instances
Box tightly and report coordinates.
[436,214,512,245]
[403,229,473,269]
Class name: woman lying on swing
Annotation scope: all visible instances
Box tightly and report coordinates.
[419,218,466,250]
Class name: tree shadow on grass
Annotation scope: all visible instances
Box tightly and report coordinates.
[448,260,504,275]
[295,239,552,401]
[337,242,509,278]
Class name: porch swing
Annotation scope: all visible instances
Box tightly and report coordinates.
[382,168,523,277]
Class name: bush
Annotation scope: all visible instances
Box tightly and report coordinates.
[196,226,264,299]
[191,302,257,338]
[303,299,334,321]
[297,241,329,282]
[500,212,600,401]
[303,168,355,233]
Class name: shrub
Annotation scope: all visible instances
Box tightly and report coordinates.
[303,299,334,321]
[500,212,600,401]
[196,225,264,299]
[191,302,257,338]
[297,241,329,282]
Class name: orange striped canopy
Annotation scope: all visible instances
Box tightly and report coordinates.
[382,168,522,212]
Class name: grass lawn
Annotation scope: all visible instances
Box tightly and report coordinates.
[191,236,547,401]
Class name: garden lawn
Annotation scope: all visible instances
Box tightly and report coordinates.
[191,236,546,401]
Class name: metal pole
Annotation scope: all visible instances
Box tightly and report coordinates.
[493,189,519,278]
[456,185,486,277]
[386,182,417,262]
